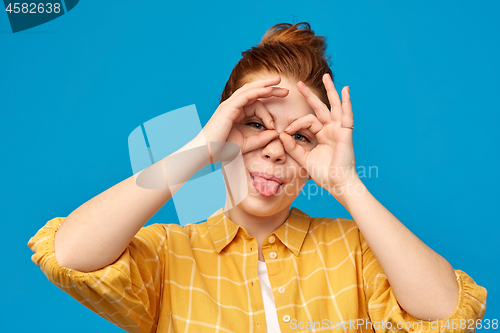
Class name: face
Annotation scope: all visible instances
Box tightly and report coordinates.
[227,73,320,217]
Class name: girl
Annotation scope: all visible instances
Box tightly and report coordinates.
[28,22,487,332]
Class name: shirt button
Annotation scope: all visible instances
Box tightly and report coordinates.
[278,286,285,293]
[269,235,275,243]
[270,252,277,259]
[283,314,290,323]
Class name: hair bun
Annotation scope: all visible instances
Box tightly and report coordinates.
[259,22,328,59]
[220,21,333,107]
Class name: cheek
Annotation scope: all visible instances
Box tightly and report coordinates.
[301,141,318,152]
[226,127,241,146]
[287,166,310,186]
[242,151,260,168]
[293,176,310,195]
[292,162,310,179]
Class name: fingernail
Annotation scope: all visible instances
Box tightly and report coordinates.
[285,125,292,132]
[270,120,274,129]
[347,86,350,95]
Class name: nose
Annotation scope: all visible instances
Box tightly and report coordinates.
[261,136,287,163]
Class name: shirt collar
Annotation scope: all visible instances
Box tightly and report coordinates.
[207,206,312,256]
[206,209,241,254]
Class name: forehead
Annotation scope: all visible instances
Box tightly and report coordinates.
[246,73,316,123]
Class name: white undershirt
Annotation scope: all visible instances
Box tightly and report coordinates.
[257,260,282,332]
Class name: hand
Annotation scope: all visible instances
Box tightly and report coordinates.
[279,73,359,198]
[199,76,289,160]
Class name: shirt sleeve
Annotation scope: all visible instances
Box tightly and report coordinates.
[360,231,487,332]
[27,217,167,333]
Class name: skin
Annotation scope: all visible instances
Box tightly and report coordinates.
[223,72,460,321]
[54,70,459,321]
[223,74,320,261]
[52,76,291,274]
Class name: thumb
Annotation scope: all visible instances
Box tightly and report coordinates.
[279,132,308,168]
[242,130,279,154]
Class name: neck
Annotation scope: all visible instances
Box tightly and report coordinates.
[224,202,291,261]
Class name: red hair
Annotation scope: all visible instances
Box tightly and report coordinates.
[219,22,333,108]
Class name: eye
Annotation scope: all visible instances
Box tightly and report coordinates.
[292,133,311,143]
[247,122,266,130]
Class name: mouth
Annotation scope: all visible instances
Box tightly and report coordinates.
[249,171,284,197]
[250,172,284,186]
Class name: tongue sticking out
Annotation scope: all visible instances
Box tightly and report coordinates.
[251,176,280,197]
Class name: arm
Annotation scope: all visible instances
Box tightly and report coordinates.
[280,74,466,322]
[54,135,209,272]
[29,218,168,333]
[54,76,289,273]
[332,178,458,320]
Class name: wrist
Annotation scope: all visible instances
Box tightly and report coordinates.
[328,177,366,208]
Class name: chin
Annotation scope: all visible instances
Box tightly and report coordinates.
[237,198,284,217]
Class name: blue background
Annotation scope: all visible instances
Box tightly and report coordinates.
[1,1,498,331]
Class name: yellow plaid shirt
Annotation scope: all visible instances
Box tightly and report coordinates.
[28,207,486,332]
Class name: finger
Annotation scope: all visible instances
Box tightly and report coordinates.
[231,87,287,124]
[296,80,331,124]
[322,73,342,123]
[284,113,324,136]
[341,86,354,128]
[340,87,354,144]
[230,75,283,101]
[247,100,275,129]
[233,86,288,112]
[278,132,308,167]
[242,130,279,154]
[237,75,282,92]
